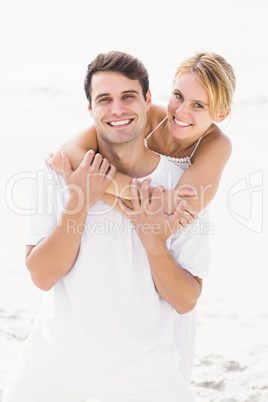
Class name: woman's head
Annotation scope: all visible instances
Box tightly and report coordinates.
[173,52,236,119]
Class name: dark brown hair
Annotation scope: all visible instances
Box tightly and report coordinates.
[84,51,149,105]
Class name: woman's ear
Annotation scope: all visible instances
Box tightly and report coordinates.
[215,107,230,123]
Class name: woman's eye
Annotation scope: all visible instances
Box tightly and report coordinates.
[194,103,203,109]
[175,93,183,100]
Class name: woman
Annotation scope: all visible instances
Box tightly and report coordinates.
[48,51,236,381]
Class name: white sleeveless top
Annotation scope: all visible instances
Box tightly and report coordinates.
[144,116,203,171]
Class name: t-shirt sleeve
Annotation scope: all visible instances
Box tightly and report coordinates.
[169,208,210,278]
[26,161,58,246]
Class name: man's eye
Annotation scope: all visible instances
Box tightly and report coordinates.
[100,98,110,103]
[124,95,134,99]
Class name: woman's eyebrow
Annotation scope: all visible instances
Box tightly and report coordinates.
[173,88,209,106]
[192,99,209,106]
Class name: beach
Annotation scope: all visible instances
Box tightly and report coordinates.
[1,0,268,400]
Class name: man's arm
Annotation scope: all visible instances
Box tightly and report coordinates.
[117,179,203,314]
[26,151,116,291]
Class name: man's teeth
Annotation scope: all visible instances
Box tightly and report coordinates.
[109,120,131,126]
[174,117,191,127]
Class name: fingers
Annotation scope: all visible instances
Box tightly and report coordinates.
[179,217,190,228]
[106,164,116,181]
[99,157,110,174]
[61,151,73,177]
[80,150,106,171]
[116,197,136,217]
[44,156,52,169]
[184,203,198,220]
[80,150,96,169]
[174,200,192,229]
[150,186,165,213]
[174,191,198,220]
[176,188,197,198]
[80,151,116,181]
[130,178,142,211]
[139,178,151,211]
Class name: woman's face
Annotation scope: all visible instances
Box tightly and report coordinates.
[167,72,214,142]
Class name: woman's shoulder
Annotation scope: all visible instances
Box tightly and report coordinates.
[193,124,232,161]
[144,104,167,137]
[202,123,231,148]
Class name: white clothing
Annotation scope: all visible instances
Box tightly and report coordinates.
[144,116,203,171]
[5,155,209,399]
[3,360,194,402]
[145,119,205,381]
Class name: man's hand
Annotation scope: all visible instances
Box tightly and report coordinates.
[160,188,198,222]
[45,152,64,176]
[117,178,202,313]
[62,150,116,214]
[117,178,196,249]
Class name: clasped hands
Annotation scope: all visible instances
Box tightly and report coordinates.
[116,178,198,246]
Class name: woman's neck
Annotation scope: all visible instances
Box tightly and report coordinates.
[150,122,215,158]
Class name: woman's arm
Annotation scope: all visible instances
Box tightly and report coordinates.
[49,105,167,200]
[50,126,98,173]
[174,128,232,212]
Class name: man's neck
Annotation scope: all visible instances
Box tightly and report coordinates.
[98,137,160,178]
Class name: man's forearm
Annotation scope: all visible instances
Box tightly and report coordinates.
[145,241,202,314]
[26,200,88,291]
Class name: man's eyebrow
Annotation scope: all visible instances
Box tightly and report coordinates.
[94,89,140,102]
[122,90,139,95]
[173,88,209,106]
[94,93,110,101]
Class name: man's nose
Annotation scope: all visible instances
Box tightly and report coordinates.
[110,99,125,115]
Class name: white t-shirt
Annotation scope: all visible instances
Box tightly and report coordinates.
[23,155,209,395]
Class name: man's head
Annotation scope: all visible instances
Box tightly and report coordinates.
[85,52,152,149]
[84,51,149,107]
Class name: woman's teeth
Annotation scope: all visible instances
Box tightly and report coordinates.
[174,117,191,127]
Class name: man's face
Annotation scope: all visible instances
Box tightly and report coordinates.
[89,71,151,146]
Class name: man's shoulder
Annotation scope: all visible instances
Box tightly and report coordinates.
[34,158,66,186]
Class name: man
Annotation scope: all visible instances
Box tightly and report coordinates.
[3,52,209,402]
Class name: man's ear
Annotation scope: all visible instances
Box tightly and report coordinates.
[88,102,93,117]
[145,90,152,112]
[214,107,230,123]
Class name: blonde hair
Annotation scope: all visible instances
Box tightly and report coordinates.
[174,52,236,118]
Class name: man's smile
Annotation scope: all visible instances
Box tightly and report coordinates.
[107,119,134,127]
